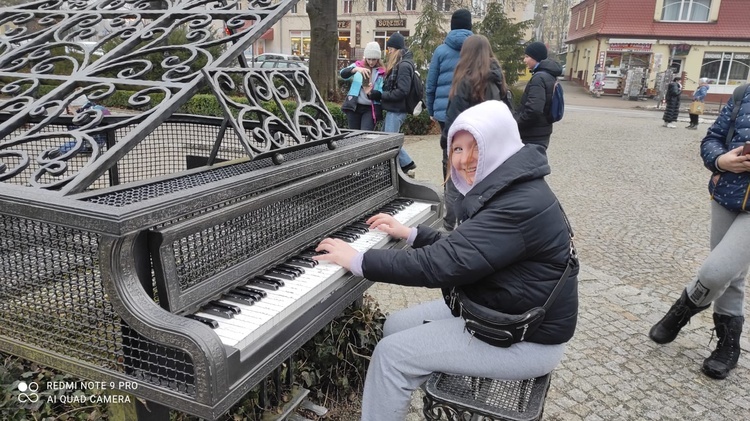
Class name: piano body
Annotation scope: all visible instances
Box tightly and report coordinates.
[0,0,441,419]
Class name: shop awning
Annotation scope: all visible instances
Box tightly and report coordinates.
[261,28,274,40]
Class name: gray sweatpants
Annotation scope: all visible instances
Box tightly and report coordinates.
[360,299,566,421]
[686,201,750,316]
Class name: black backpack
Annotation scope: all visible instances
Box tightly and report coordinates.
[402,60,425,115]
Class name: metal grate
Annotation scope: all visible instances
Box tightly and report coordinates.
[0,215,195,396]
[172,160,393,291]
[435,374,536,413]
[83,132,369,207]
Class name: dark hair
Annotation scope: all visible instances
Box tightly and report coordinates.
[450,35,505,102]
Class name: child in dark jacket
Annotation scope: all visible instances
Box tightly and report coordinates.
[314,100,578,421]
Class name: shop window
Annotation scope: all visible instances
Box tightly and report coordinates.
[472,0,486,17]
[291,0,308,14]
[406,0,417,11]
[368,0,377,12]
[700,52,750,85]
[661,0,711,22]
[290,30,311,57]
[342,0,352,13]
[386,0,397,12]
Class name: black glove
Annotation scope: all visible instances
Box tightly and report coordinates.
[368,90,382,101]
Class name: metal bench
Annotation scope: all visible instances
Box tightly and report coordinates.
[422,372,552,421]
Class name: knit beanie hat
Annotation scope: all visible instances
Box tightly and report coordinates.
[524,41,548,62]
[386,33,405,50]
[451,9,472,30]
[363,42,381,59]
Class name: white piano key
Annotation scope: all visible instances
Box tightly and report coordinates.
[202,201,433,349]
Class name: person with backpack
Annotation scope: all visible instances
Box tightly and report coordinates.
[339,42,386,131]
[367,33,417,177]
[439,34,510,231]
[649,84,750,380]
[513,41,563,149]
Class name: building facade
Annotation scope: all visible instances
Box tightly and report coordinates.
[565,0,750,100]
[250,0,538,61]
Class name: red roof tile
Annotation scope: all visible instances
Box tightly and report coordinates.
[567,0,750,42]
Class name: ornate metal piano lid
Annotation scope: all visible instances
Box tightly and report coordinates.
[0,0,340,195]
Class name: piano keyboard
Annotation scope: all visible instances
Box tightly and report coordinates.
[188,199,433,350]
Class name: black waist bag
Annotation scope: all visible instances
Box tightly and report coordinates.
[457,290,546,347]
[446,255,575,348]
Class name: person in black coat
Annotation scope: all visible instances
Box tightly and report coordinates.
[514,41,562,149]
[314,100,578,421]
[439,34,510,231]
[662,76,682,128]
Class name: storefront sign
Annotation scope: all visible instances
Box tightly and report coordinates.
[376,19,406,28]
[337,20,350,29]
[609,43,652,52]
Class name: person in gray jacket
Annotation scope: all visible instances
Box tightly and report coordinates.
[314,100,578,421]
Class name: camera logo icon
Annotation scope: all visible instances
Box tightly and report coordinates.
[17,381,39,403]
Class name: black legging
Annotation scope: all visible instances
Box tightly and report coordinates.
[689,113,699,126]
[345,103,376,130]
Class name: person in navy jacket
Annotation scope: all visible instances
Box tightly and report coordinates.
[650,85,750,380]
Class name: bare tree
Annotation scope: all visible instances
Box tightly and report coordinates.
[306,0,339,101]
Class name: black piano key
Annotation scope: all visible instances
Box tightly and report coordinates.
[187,314,219,329]
[236,285,268,298]
[299,250,323,259]
[340,228,364,238]
[289,257,317,268]
[223,292,256,306]
[329,232,355,243]
[277,264,304,276]
[272,267,301,277]
[248,276,283,290]
[265,269,295,281]
[209,300,241,315]
[203,306,235,319]
[346,225,369,234]
[392,198,413,206]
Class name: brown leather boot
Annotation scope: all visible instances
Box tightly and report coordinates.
[649,290,709,344]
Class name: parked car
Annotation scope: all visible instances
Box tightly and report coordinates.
[251,53,305,63]
[254,60,307,69]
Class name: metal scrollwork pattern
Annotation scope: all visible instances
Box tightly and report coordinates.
[0,0,306,193]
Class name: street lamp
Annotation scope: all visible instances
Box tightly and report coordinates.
[541,4,549,44]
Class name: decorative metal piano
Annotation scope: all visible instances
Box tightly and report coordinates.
[0,0,441,419]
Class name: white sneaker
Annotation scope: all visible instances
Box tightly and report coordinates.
[667,123,677,128]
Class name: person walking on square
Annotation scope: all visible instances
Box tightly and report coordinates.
[340,42,386,131]
[687,77,709,130]
[367,33,417,177]
[439,34,509,231]
[314,100,578,421]
[649,85,750,380]
[514,41,562,149]
[662,76,682,128]
[426,8,473,229]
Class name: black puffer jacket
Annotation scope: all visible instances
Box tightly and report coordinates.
[439,63,507,149]
[514,59,563,148]
[380,49,415,113]
[361,145,579,345]
[662,81,682,123]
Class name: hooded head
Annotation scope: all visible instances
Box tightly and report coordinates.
[451,9,472,30]
[363,42,381,59]
[446,101,524,195]
[699,77,709,85]
[386,33,405,50]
